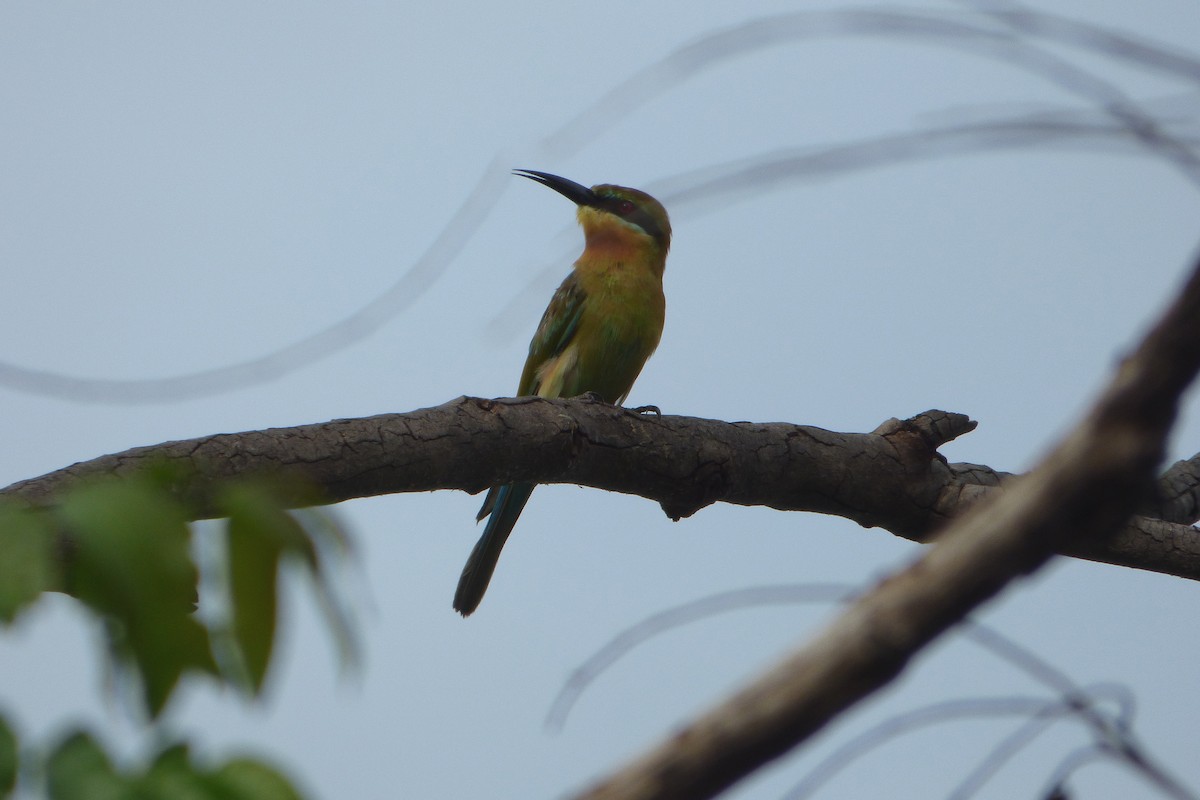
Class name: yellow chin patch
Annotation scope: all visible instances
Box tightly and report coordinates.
[577,206,653,252]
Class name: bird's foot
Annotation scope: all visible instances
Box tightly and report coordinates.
[629,404,661,416]
[574,391,606,403]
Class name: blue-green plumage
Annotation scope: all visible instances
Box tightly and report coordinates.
[453,482,535,615]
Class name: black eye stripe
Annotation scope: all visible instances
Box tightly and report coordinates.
[627,209,663,242]
[599,196,663,243]
[599,196,631,215]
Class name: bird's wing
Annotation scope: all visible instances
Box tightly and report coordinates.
[517,271,587,396]
[474,273,586,526]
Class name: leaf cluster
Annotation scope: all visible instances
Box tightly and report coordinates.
[0,468,356,798]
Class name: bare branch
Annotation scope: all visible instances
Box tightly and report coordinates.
[567,248,1200,799]
[4,395,1199,582]
[1152,454,1200,524]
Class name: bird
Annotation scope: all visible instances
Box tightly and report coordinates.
[453,169,672,616]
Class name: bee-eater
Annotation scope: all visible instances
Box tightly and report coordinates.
[453,169,672,616]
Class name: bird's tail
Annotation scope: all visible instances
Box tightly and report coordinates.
[453,482,536,616]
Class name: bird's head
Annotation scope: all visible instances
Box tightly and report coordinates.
[513,169,671,256]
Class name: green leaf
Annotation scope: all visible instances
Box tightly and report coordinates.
[45,731,126,800]
[58,477,217,718]
[139,744,222,800]
[145,744,306,800]
[212,482,359,695]
[0,503,60,623]
[0,713,17,797]
[44,732,307,800]
[207,759,305,800]
[219,484,307,695]
[287,508,361,672]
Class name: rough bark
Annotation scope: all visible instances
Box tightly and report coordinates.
[567,250,1200,800]
[3,396,1199,583]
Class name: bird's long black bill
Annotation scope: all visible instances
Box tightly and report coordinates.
[513,169,596,206]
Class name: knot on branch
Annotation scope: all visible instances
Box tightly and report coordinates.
[873,411,977,453]
[1148,455,1200,524]
[658,458,729,521]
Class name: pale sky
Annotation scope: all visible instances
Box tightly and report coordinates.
[2,2,1200,798]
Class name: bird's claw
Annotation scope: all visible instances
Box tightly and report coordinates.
[575,391,606,403]
[630,404,661,416]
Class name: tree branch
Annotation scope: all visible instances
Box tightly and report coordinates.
[3,395,1199,581]
[1152,453,1200,523]
[567,249,1200,799]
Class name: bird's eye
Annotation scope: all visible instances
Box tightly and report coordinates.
[615,199,635,215]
